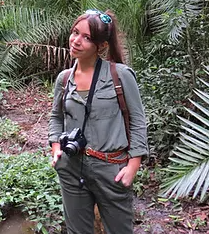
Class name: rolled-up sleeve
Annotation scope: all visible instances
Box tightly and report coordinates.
[48,71,65,146]
[119,66,148,158]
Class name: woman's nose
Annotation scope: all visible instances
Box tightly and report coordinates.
[73,35,81,44]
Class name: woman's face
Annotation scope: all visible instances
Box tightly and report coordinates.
[69,19,98,61]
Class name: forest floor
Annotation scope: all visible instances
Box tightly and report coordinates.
[0,84,209,234]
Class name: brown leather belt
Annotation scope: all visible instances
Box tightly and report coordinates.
[85,147,128,164]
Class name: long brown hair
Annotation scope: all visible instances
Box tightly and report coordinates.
[70,10,124,64]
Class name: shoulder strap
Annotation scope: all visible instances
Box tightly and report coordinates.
[62,69,72,112]
[110,63,130,150]
[63,69,72,88]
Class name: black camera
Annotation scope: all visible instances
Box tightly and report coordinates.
[59,128,87,156]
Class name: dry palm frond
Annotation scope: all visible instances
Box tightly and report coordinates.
[6,40,70,70]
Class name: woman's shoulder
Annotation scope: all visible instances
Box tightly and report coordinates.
[58,68,73,78]
[56,68,73,83]
[114,63,136,80]
[104,60,135,76]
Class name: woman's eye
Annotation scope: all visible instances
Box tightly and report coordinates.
[84,36,91,41]
[72,30,78,35]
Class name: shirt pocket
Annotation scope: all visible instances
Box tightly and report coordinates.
[91,89,119,120]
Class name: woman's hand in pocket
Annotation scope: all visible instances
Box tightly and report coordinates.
[115,157,141,187]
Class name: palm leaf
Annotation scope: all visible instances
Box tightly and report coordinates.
[164,165,191,174]
[201,161,209,200]
[180,132,209,150]
[160,78,209,201]
[193,89,209,105]
[169,157,194,166]
[171,150,199,163]
[175,146,205,160]
[178,116,209,138]
[181,126,209,143]
[180,138,209,156]
[0,4,74,82]
[147,0,204,43]
[193,161,209,198]
[184,107,209,128]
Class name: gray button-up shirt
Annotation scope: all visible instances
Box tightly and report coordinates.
[49,59,148,158]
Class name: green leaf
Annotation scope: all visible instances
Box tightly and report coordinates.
[194,89,209,105]
[175,146,205,160]
[184,107,209,128]
[169,157,194,166]
[41,226,49,234]
[172,150,199,163]
[180,132,209,151]
[37,222,43,231]
[201,162,209,201]
[193,162,208,199]
[180,138,209,156]
[178,116,209,139]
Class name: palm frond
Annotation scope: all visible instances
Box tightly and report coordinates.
[0,6,73,42]
[6,40,70,71]
[178,116,209,139]
[147,0,204,43]
[0,5,74,81]
[80,0,98,12]
[160,78,209,202]
[180,138,209,156]
[0,43,20,76]
[175,146,205,160]
[193,89,209,105]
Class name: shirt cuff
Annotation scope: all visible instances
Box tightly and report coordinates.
[127,148,148,158]
[48,135,61,147]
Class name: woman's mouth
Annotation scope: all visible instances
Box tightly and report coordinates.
[71,46,81,53]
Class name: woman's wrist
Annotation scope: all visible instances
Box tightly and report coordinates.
[127,157,141,171]
[51,142,61,156]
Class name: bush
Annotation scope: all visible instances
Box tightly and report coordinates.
[0,152,63,234]
[0,117,20,140]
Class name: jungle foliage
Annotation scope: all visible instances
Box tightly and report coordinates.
[0,152,62,233]
[1,0,209,204]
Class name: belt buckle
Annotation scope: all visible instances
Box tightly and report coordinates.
[85,147,92,156]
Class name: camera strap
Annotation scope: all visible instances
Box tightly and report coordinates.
[81,57,102,134]
[78,57,102,188]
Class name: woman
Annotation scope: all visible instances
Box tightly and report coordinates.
[49,9,148,234]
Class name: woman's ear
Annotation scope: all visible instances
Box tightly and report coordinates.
[98,41,109,59]
[98,41,109,52]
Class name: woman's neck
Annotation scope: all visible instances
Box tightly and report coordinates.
[76,56,99,73]
[74,56,100,91]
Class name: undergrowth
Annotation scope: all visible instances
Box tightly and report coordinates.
[0,152,63,234]
[0,117,20,140]
[0,117,27,153]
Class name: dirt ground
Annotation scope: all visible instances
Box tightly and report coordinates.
[1,84,209,234]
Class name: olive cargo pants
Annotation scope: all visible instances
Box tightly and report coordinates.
[55,152,134,234]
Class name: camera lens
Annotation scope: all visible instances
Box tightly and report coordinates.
[65,141,80,156]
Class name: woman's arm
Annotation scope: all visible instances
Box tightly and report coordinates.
[48,71,66,147]
[115,66,148,186]
[49,71,67,165]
